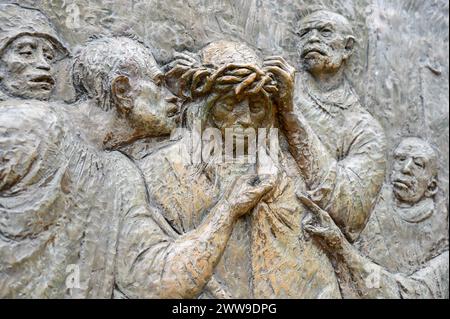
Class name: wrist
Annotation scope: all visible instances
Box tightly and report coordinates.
[216,197,238,222]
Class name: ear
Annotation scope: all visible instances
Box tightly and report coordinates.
[425,178,438,198]
[343,35,355,59]
[112,75,133,114]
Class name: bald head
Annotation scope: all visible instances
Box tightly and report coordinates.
[300,10,354,36]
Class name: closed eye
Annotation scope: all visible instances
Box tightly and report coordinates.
[19,51,33,57]
[298,29,310,38]
[414,160,425,168]
[321,28,333,36]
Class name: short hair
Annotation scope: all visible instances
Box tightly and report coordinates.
[72,35,162,111]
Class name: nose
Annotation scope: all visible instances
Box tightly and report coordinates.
[35,51,51,72]
[308,29,321,43]
[235,99,252,128]
[401,158,414,175]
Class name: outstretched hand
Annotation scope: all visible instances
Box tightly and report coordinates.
[298,193,345,251]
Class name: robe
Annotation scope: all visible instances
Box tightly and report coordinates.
[0,100,150,298]
[116,134,341,299]
[356,185,449,275]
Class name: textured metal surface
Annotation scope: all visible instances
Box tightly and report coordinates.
[0,0,448,298]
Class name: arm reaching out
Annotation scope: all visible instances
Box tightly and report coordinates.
[299,194,449,299]
[116,174,276,299]
[265,57,386,241]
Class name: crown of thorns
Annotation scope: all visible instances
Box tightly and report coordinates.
[165,52,278,101]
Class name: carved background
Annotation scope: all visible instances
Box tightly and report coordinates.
[4,0,448,208]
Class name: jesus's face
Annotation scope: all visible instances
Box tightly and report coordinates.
[210,92,272,135]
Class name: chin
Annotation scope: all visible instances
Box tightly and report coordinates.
[303,59,327,73]
[393,190,419,204]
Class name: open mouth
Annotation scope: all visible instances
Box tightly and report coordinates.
[393,179,411,190]
[29,75,55,90]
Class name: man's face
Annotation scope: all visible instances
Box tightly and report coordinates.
[391,139,437,204]
[209,92,273,138]
[127,75,180,136]
[0,35,56,100]
[298,11,353,76]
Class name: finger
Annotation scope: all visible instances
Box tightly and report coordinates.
[257,147,278,176]
[297,194,326,218]
[265,55,288,64]
[167,59,193,69]
[258,173,277,185]
[191,69,211,92]
[302,212,314,226]
[165,66,191,80]
[173,52,198,64]
[251,177,275,197]
[303,224,325,236]
[226,68,254,77]
[214,84,235,92]
[263,85,278,93]
[179,68,198,82]
[192,69,210,82]
[235,73,257,95]
[216,75,244,84]
[221,64,264,76]
[263,61,296,75]
[263,60,289,71]
[247,75,271,95]
[263,66,291,82]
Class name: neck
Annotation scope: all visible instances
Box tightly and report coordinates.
[308,65,346,92]
[393,195,435,223]
[72,100,138,151]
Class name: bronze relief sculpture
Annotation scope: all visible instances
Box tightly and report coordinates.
[0,1,448,299]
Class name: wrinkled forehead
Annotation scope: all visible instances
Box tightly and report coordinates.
[394,139,436,160]
[8,35,54,50]
[299,10,353,34]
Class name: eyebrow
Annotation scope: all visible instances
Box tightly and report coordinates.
[14,39,38,48]
[299,21,334,31]
[394,152,429,160]
[42,43,54,52]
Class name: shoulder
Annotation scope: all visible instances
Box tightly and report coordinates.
[346,98,385,139]
[0,99,65,133]
[0,100,67,191]
[138,139,187,171]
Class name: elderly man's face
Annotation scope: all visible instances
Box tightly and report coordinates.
[130,76,180,135]
[391,139,438,204]
[298,11,354,76]
[112,70,180,137]
[0,35,56,100]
